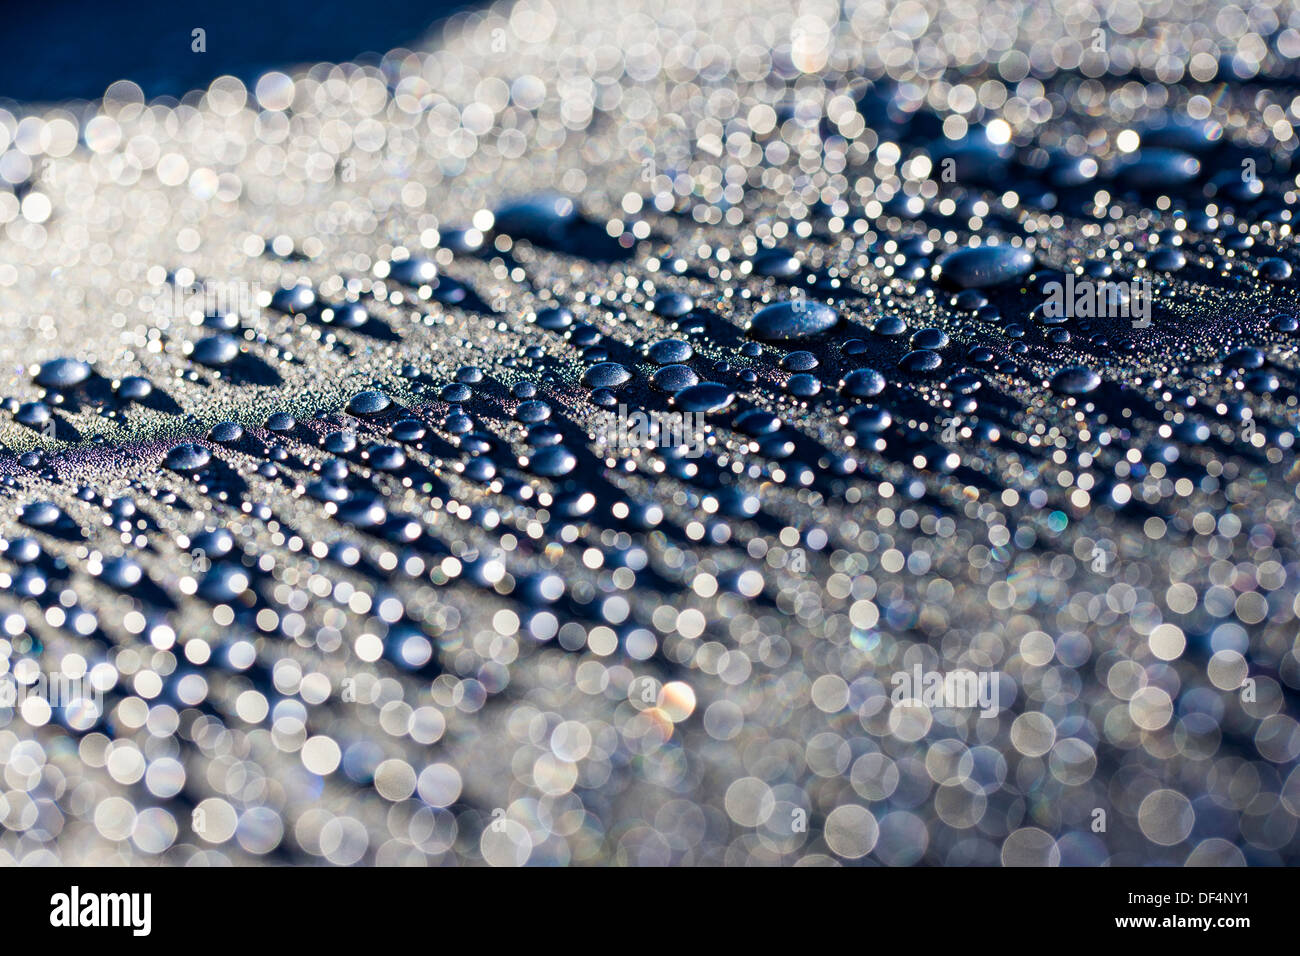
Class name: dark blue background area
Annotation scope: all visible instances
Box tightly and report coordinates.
[0,0,473,103]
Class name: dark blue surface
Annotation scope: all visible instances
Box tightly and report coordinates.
[0,0,472,102]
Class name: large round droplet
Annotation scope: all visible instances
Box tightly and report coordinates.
[35,358,91,389]
[387,257,437,286]
[651,365,699,393]
[347,390,392,415]
[651,291,694,318]
[166,443,212,471]
[842,368,886,398]
[582,363,632,388]
[648,339,693,364]
[192,334,240,367]
[899,350,944,374]
[529,445,577,477]
[936,246,1035,289]
[748,301,839,342]
[673,382,734,413]
[1050,365,1101,395]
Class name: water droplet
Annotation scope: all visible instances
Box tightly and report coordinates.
[1050,365,1101,395]
[192,334,240,367]
[899,350,944,374]
[648,339,694,364]
[936,246,1035,289]
[841,367,886,398]
[166,443,211,471]
[347,390,392,415]
[748,301,839,341]
[35,358,91,389]
[582,362,632,388]
[651,364,699,393]
[672,382,734,413]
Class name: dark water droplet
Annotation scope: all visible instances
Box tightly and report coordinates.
[648,339,694,364]
[462,457,497,482]
[266,412,296,432]
[116,375,153,400]
[899,349,944,374]
[191,528,234,557]
[1258,258,1292,281]
[936,246,1035,289]
[1245,370,1279,393]
[5,537,41,563]
[842,367,886,398]
[440,383,473,402]
[1150,248,1187,271]
[100,556,143,589]
[209,421,243,442]
[270,284,316,314]
[515,399,552,423]
[651,364,699,393]
[758,435,796,458]
[337,497,388,528]
[444,413,473,435]
[750,248,801,277]
[910,328,950,350]
[493,193,578,244]
[1223,346,1264,370]
[347,390,392,415]
[324,303,368,328]
[652,291,695,318]
[428,276,468,304]
[569,325,602,347]
[528,445,577,477]
[459,432,493,454]
[203,310,240,331]
[192,334,240,367]
[786,373,821,397]
[527,422,564,446]
[387,257,438,287]
[733,409,782,436]
[874,316,907,336]
[848,406,892,433]
[748,301,839,341]
[534,306,574,330]
[391,420,426,441]
[1050,365,1101,395]
[325,431,357,453]
[35,358,91,389]
[166,443,211,471]
[16,401,51,426]
[20,501,61,527]
[367,445,406,471]
[673,382,734,412]
[582,362,632,388]
[780,351,819,371]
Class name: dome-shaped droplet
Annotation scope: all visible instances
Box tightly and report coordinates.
[936,246,1035,289]
[35,357,91,389]
[748,301,839,342]
[1050,365,1102,395]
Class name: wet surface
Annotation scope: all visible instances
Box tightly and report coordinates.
[0,0,1298,867]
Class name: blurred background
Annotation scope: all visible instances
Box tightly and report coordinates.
[0,0,472,103]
